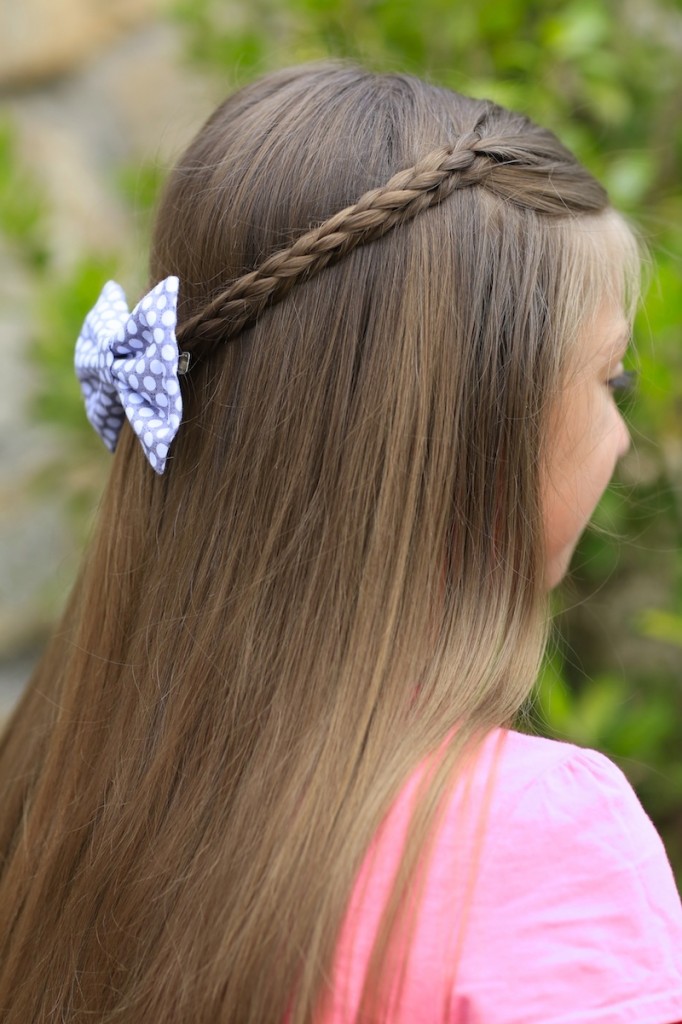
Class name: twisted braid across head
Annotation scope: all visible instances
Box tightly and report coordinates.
[175,120,598,352]
[175,129,488,351]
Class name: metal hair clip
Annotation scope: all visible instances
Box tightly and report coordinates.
[178,351,191,375]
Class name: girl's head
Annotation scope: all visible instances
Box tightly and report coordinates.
[147,60,640,600]
[0,61,643,1023]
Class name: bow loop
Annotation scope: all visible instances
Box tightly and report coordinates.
[74,277,185,474]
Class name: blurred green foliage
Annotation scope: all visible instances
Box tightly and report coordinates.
[0,121,120,524]
[0,120,49,271]
[4,0,681,879]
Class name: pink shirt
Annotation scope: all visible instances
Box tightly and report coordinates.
[324,729,682,1023]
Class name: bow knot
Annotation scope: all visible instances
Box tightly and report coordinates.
[74,277,188,474]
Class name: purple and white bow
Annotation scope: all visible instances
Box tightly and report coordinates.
[74,276,189,474]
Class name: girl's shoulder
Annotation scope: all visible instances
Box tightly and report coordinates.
[436,726,681,911]
[367,726,673,877]
[328,728,682,1024]
[462,725,658,822]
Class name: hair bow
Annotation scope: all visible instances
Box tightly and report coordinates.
[74,276,190,475]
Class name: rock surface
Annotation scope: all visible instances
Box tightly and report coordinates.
[0,0,163,88]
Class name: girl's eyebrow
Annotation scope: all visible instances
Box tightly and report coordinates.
[596,328,630,372]
[607,328,631,360]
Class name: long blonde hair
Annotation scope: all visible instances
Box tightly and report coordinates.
[0,61,642,1022]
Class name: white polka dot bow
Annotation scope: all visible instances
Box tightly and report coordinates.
[74,276,190,475]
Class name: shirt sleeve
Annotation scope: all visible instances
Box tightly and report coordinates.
[454,744,682,1024]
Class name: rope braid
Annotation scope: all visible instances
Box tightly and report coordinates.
[176,128,487,353]
[175,120,606,355]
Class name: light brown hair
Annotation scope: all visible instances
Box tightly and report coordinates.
[0,61,641,1022]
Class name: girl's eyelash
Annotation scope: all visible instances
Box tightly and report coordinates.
[607,369,637,393]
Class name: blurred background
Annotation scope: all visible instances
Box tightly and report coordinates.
[0,0,680,882]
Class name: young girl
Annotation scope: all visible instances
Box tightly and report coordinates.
[1,61,681,1023]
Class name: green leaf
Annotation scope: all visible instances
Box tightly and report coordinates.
[637,608,682,649]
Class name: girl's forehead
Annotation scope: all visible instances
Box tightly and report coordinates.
[581,303,631,365]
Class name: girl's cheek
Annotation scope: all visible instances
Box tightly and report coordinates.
[615,408,631,459]
[589,407,629,510]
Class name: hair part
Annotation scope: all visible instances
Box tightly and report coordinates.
[0,60,643,1022]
